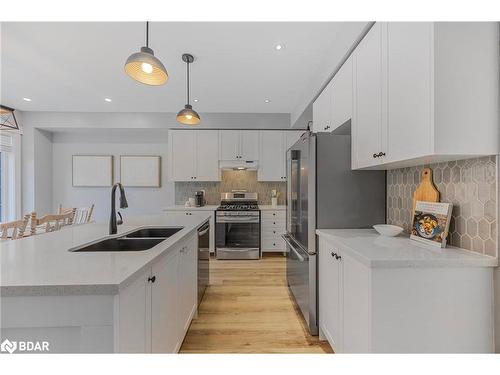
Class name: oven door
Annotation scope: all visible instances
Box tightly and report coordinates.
[215,213,260,260]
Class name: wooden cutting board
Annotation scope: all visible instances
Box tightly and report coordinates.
[411,168,440,219]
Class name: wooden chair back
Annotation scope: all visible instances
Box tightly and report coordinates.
[30,211,75,235]
[58,204,94,224]
[1,214,30,240]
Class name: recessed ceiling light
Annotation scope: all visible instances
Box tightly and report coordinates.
[104,98,112,102]
[275,44,284,51]
[22,97,32,102]
[264,99,271,103]
[193,98,199,103]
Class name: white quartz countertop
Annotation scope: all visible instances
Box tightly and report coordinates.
[316,229,498,268]
[163,205,218,211]
[0,214,210,296]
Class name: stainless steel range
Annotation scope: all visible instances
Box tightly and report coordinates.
[215,191,261,260]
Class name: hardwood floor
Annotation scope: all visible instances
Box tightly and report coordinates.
[180,254,333,353]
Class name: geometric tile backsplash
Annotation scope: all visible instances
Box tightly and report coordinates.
[175,170,287,206]
[387,156,497,257]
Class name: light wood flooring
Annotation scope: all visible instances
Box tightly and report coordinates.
[180,254,333,353]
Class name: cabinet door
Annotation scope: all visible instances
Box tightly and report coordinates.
[117,267,151,353]
[285,131,303,151]
[151,250,179,353]
[386,22,433,163]
[240,130,259,160]
[342,253,370,353]
[332,56,353,130]
[219,130,240,160]
[353,22,384,169]
[169,130,195,181]
[178,236,197,337]
[318,238,342,352]
[312,81,333,132]
[258,131,284,181]
[195,130,220,181]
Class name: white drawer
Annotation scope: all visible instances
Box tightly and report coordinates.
[262,211,286,220]
[262,237,286,251]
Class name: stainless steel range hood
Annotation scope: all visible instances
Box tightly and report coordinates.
[219,160,259,170]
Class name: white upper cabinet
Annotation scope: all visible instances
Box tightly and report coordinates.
[313,56,353,134]
[385,22,433,163]
[331,55,353,130]
[352,22,385,169]
[258,131,285,181]
[220,130,259,161]
[258,131,303,182]
[312,81,333,133]
[169,130,196,181]
[351,22,499,170]
[168,130,220,181]
[195,131,220,181]
[219,130,240,160]
[240,131,259,160]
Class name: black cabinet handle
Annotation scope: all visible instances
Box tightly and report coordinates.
[373,153,378,158]
[379,152,386,157]
[331,251,336,258]
[148,276,156,283]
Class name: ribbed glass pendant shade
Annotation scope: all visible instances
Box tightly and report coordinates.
[125,46,168,86]
[176,104,201,125]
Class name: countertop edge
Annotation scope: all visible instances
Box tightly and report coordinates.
[1,218,210,297]
[316,229,498,268]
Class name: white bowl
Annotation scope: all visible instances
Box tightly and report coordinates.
[373,224,404,237]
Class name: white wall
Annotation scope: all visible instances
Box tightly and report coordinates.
[19,111,295,215]
[52,131,173,222]
[34,129,53,215]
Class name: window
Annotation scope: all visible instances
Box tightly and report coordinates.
[0,132,19,222]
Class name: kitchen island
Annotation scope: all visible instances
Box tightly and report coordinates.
[0,214,210,353]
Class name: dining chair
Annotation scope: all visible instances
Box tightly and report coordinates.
[30,211,75,235]
[1,214,31,240]
[58,204,94,224]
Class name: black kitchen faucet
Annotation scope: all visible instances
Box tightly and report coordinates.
[109,182,128,235]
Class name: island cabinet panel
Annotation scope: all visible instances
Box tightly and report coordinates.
[151,250,179,353]
[317,232,494,353]
[115,267,152,353]
[177,235,198,338]
[115,232,198,353]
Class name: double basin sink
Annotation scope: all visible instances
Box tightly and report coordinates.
[71,227,183,252]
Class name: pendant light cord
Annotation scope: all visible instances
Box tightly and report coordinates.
[186,59,190,105]
[146,21,149,48]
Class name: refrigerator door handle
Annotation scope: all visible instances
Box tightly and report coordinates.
[282,234,315,256]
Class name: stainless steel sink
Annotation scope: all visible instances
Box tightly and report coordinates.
[122,227,183,239]
[70,226,184,252]
[71,237,167,252]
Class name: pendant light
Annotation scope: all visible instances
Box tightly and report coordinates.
[125,22,168,86]
[177,54,201,125]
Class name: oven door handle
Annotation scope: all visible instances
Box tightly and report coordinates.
[217,218,259,223]
[282,234,307,262]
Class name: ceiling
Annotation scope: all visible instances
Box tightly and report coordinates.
[1,22,366,114]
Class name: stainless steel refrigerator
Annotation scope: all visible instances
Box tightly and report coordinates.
[283,131,386,335]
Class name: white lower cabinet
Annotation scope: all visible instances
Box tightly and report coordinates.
[318,234,494,353]
[319,237,370,353]
[261,210,286,252]
[115,233,197,353]
[151,249,179,353]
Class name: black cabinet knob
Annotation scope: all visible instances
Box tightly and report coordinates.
[148,276,156,283]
